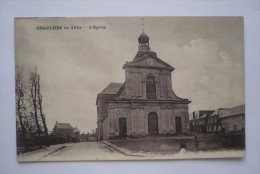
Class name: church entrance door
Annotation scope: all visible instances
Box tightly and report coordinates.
[148,112,159,135]
[175,117,182,134]
[119,118,127,138]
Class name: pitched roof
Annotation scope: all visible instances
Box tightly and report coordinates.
[209,108,227,117]
[200,114,207,118]
[73,127,80,132]
[210,110,218,117]
[55,123,74,129]
[99,83,124,95]
[219,105,245,118]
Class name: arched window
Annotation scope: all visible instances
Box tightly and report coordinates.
[146,74,156,99]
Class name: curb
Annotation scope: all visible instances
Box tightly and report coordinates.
[102,141,145,157]
[38,146,66,160]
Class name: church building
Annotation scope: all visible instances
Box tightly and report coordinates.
[96,32,191,140]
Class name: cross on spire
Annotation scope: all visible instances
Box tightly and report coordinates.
[141,18,145,33]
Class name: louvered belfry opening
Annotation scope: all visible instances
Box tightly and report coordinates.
[146,74,156,99]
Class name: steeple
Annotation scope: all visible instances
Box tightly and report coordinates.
[138,18,150,52]
[138,32,150,52]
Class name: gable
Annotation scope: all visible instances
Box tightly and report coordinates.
[123,54,174,71]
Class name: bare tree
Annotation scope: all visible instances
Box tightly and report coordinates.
[29,67,42,148]
[29,66,49,148]
[15,66,28,151]
[16,65,49,151]
[37,74,49,146]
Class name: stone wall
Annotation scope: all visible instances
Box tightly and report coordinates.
[102,116,109,140]
[124,67,178,100]
[221,114,245,133]
[102,102,189,140]
[97,94,117,140]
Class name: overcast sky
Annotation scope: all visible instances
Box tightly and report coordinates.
[15,17,244,133]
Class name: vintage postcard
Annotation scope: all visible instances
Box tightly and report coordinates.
[15,17,245,161]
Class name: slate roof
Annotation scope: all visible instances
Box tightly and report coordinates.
[55,123,74,129]
[99,83,124,95]
[219,105,245,118]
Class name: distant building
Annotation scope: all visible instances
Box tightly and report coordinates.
[219,104,245,134]
[189,104,245,135]
[79,132,97,142]
[79,133,88,142]
[189,110,214,134]
[207,109,226,134]
[71,127,80,142]
[96,32,191,140]
[53,121,74,136]
[53,121,80,142]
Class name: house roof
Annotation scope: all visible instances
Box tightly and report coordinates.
[99,83,124,95]
[200,114,207,118]
[55,123,74,129]
[219,104,245,118]
[210,110,218,117]
[209,108,227,117]
[73,127,80,132]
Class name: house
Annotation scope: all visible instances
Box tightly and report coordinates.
[79,132,97,142]
[71,127,80,142]
[190,105,245,135]
[96,32,191,140]
[189,110,215,134]
[52,121,78,142]
[206,109,226,134]
[79,133,88,142]
[219,104,245,134]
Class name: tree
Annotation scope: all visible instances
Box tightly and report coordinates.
[29,66,49,147]
[16,65,49,150]
[37,73,49,146]
[15,66,28,151]
[29,67,42,148]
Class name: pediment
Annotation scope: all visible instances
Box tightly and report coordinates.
[123,56,174,71]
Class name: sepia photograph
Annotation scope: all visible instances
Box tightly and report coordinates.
[15,17,245,161]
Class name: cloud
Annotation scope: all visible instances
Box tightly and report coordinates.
[151,38,244,112]
[15,17,244,133]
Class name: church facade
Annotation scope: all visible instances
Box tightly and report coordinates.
[96,33,191,140]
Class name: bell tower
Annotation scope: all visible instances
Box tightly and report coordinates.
[138,33,150,52]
